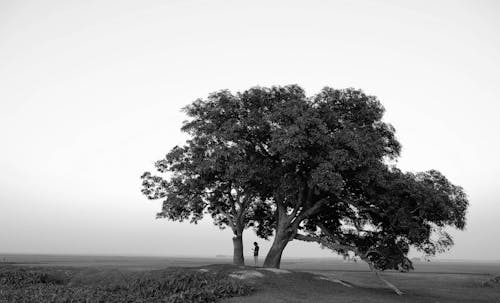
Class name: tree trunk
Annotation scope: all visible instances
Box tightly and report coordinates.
[262,238,287,268]
[232,232,245,266]
[263,222,292,268]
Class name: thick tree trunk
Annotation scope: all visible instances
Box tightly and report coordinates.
[262,238,288,268]
[263,222,293,268]
[232,232,245,266]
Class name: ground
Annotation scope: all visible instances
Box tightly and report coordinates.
[1,254,500,302]
[222,267,500,302]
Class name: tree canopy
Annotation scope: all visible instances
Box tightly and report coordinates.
[141,85,468,271]
[141,90,276,265]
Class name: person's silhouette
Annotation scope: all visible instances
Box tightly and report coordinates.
[252,242,259,266]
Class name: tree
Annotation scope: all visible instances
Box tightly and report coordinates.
[142,85,468,271]
[251,87,467,268]
[223,86,401,268]
[295,165,468,294]
[141,91,274,265]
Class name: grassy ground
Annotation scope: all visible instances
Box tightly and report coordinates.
[1,255,500,302]
[223,268,500,303]
[0,264,252,302]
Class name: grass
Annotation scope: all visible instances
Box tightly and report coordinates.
[223,269,500,303]
[0,265,252,303]
[1,256,500,302]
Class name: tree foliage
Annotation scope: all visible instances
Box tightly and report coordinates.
[297,165,468,270]
[141,89,275,236]
[141,84,468,272]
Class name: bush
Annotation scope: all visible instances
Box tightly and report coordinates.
[0,266,253,303]
[481,276,500,288]
[129,269,252,302]
[0,267,69,286]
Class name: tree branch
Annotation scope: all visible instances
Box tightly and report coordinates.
[295,232,403,296]
[294,234,357,252]
[291,198,328,229]
[289,182,309,223]
[215,206,236,231]
[226,187,238,218]
[368,263,404,295]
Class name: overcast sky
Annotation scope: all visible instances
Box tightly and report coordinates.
[1,0,499,260]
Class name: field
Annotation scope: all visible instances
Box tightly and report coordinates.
[1,254,500,302]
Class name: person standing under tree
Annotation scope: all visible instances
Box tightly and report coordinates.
[252,242,259,266]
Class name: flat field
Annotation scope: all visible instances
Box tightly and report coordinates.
[1,254,500,302]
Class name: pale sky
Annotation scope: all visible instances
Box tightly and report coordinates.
[0,0,499,260]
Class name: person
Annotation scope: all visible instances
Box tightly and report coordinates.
[252,242,259,266]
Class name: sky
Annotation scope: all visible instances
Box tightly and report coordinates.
[0,0,499,260]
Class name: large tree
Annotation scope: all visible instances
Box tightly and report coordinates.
[203,85,401,268]
[141,91,274,265]
[142,85,467,270]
